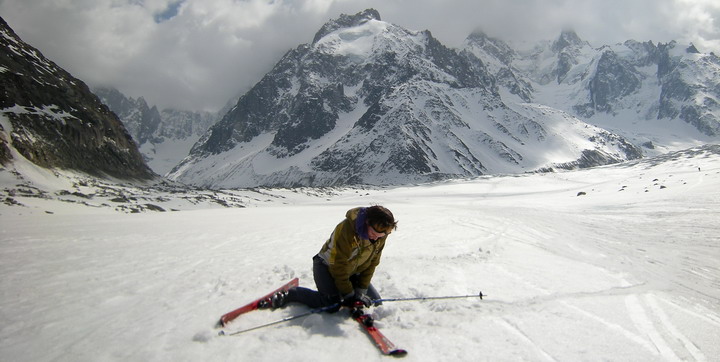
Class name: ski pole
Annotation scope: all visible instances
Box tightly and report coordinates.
[219,303,340,336]
[373,291,484,304]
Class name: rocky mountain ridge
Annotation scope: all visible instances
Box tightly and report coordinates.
[168,9,645,188]
[0,16,154,180]
[3,9,717,189]
[505,30,720,144]
[93,87,217,175]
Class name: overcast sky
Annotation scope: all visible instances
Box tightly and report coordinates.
[1,0,719,112]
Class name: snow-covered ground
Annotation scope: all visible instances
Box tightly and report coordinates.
[1,145,719,361]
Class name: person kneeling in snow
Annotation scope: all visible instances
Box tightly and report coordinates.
[261,205,398,311]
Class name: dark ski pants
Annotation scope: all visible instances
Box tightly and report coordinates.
[287,254,380,309]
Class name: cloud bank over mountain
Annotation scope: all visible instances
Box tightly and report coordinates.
[2,0,718,112]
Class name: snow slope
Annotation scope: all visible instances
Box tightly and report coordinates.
[1,145,719,361]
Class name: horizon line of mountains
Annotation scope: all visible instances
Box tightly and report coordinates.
[1,9,719,188]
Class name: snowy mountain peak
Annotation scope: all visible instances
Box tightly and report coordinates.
[312,9,382,44]
[464,30,516,64]
[514,30,596,86]
[686,43,700,54]
[168,10,642,188]
[514,33,720,140]
[313,15,391,59]
[462,31,533,102]
[552,29,587,52]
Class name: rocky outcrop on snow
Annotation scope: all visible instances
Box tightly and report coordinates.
[0,16,154,180]
[169,10,642,188]
[1,169,300,213]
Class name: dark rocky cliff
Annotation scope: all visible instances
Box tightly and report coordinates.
[0,16,154,180]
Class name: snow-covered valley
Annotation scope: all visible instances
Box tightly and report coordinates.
[1,145,719,361]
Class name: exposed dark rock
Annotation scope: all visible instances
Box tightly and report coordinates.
[0,16,155,180]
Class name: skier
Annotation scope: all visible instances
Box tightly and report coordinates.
[262,205,398,311]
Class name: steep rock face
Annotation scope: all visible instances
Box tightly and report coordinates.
[657,45,720,136]
[94,87,216,174]
[94,87,162,145]
[0,16,154,179]
[574,48,643,116]
[516,33,720,139]
[551,30,588,83]
[158,109,216,141]
[463,31,533,102]
[519,30,591,86]
[169,10,640,188]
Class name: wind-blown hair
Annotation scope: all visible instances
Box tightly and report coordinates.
[365,205,398,232]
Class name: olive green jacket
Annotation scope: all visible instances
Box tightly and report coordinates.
[317,207,387,295]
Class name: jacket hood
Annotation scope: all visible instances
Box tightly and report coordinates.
[352,207,369,240]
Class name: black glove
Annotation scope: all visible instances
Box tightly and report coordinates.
[355,288,373,307]
[342,289,372,308]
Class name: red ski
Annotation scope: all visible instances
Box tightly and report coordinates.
[351,308,407,357]
[217,278,299,327]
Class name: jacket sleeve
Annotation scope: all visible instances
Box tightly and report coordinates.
[326,219,357,296]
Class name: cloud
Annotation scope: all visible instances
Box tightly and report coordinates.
[154,0,184,23]
[670,0,720,52]
[1,0,718,112]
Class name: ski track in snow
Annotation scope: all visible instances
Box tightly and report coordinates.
[1,147,719,361]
